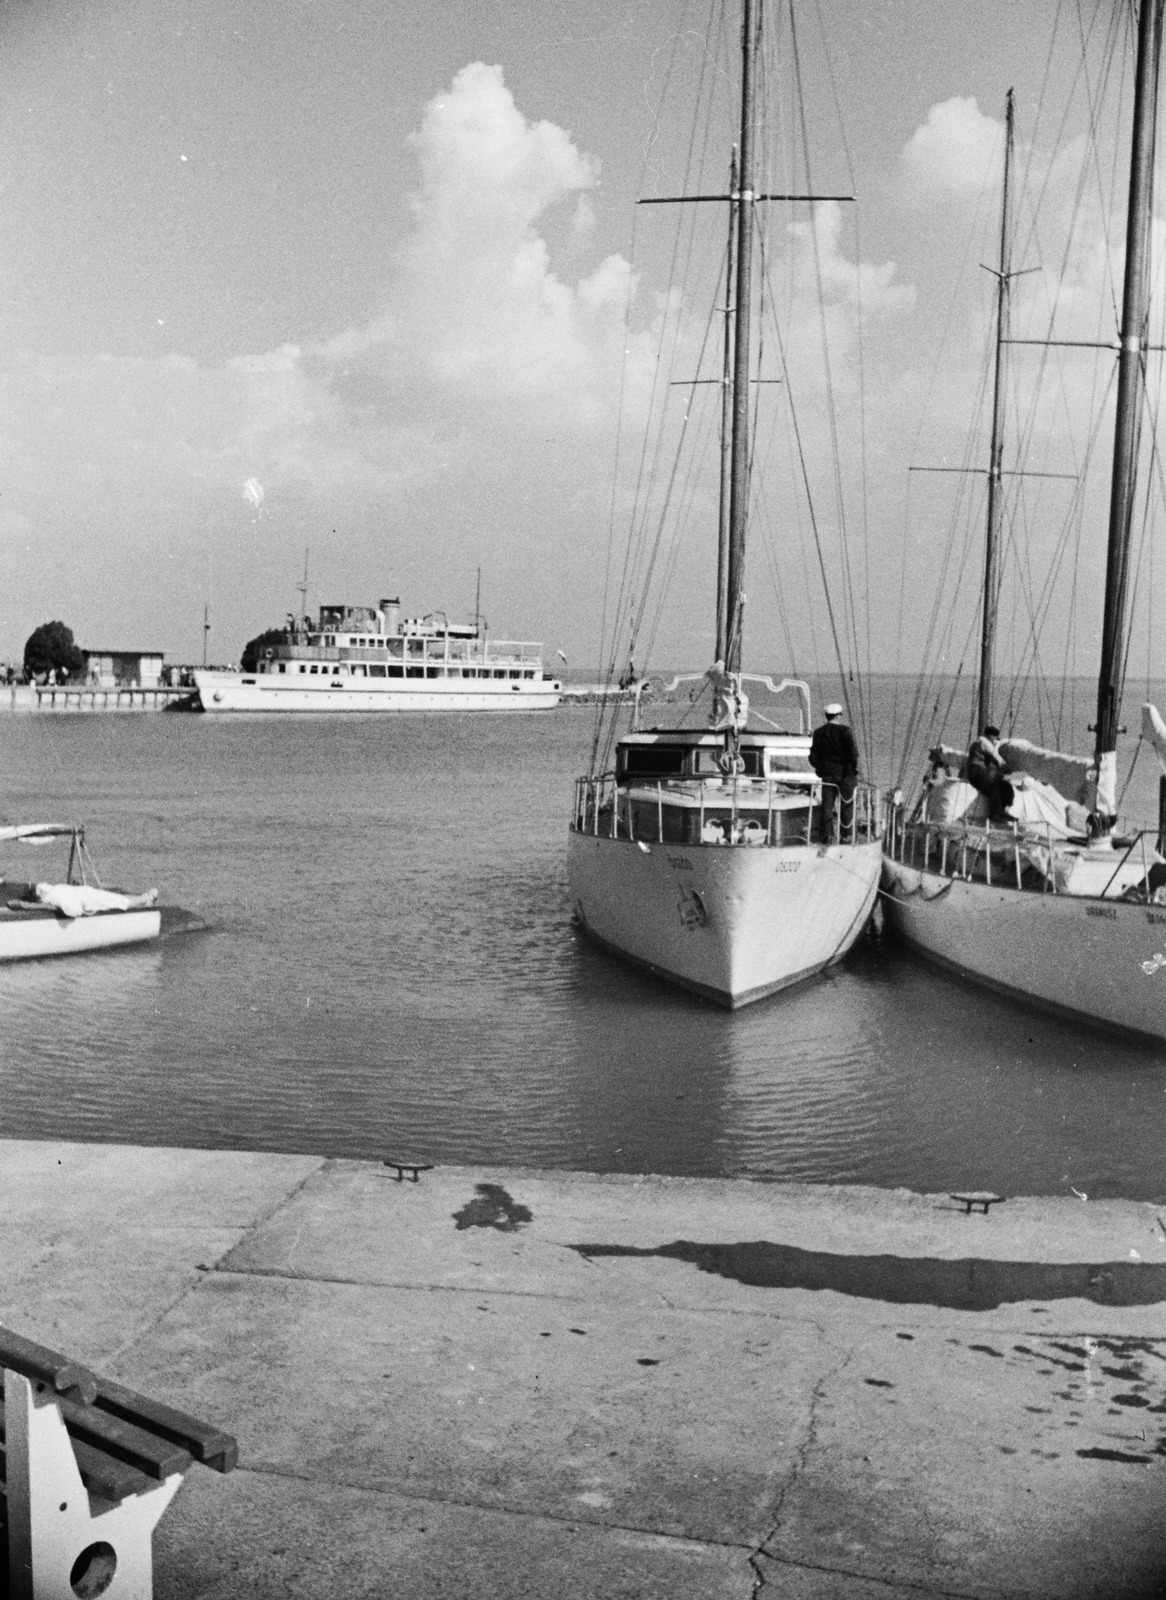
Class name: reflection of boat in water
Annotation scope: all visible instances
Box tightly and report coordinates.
[567,0,882,1008]
[194,597,561,713]
[882,7,1166,1044]
[0,824,163,961]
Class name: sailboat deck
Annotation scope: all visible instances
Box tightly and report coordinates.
[887,812,1164,901]
[574,773,880,849]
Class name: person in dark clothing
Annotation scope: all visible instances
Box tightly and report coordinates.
[965,724,1014,819]
[809,703,860,841]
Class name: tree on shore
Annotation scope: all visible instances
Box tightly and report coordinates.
[23,621,85,683]
[240,627,288,673]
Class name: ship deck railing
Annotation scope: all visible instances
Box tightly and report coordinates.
[572,773,881,848]
[886,807,1165,901]
[275,639,545,666]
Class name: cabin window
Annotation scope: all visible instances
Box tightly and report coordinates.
[493,669,506,679]
[279,664,286,674]
[370,664,386,677]
[325,636,335,646]
[310,665,319,675]
[426,667,439,678]
[766,752,812,775]
[388,664,403,678]
[622,746,688,778]
[406,666,422,678]
[523,670,534,679]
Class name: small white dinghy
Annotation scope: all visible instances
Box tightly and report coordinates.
[0,824,162,961]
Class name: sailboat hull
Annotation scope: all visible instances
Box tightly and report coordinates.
[881,856,1166,1044]
[0,907,162,962]
[568,831,881,1007]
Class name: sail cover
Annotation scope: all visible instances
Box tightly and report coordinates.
[0,824,73,844]
[1141,703,1166,775]
[999,740,1093,805]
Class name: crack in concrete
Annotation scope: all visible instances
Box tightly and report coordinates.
[749,1331,853,1596]
[239,1459,757,1554]
[103,1160,329,1364]
[752,1548,987,1599]
[210,1263,600,1299]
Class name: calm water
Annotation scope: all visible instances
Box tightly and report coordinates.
[2,697,1165,1201]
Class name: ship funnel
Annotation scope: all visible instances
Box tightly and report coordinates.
[380,597,400,634]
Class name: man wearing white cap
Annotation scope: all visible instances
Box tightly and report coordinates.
[809,702,860,842]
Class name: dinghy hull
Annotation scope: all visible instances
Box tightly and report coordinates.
[0,907,162,962]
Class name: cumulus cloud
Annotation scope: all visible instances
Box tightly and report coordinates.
[322,61,637,425]
[901,97,1004,197]
[6,63,645,510]
[790,202,915,319]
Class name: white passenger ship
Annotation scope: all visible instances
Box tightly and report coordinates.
[194,598,561,713]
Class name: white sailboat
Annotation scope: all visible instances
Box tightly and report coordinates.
[567,0,882,1009]
[0,824,161,961]
[881,3,1166,1045]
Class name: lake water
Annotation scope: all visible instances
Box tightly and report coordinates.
[2,693,1165,1202]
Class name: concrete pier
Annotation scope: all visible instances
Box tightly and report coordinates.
[2,1139,1164,1597]
[34,685,193,711]
[0,685,195,712]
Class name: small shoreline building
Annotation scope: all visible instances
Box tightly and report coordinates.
[82,649,165,689]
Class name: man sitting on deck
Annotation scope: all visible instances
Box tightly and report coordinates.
[810,704,859,842]
[966,724,1015,821]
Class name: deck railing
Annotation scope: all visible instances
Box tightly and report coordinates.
[571,775,881,847]
[885,805,1164,901]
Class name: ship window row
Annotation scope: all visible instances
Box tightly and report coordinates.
[306,634,541,663]
[266,662,535,680]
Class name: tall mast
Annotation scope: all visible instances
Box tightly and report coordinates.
[297,548,309,628]
[716,149,739,666]
[724,0,759,676]
[978,88,1016,734]
[1094,0,1164,818]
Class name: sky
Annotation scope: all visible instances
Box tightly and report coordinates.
[1,0,1159,682]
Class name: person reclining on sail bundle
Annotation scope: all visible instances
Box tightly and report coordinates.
[965,725,1014,821]
[810,705,859,841]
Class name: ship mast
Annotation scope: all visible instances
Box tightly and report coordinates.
[1093,0,1164,822]
[716,149,739,666]
[977,89,1016,734]
[724,0,759,676]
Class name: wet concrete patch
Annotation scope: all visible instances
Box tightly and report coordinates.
[568,1239,1166,1311]
[453,1184,532,1232]
[943,1334,1166,1466]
